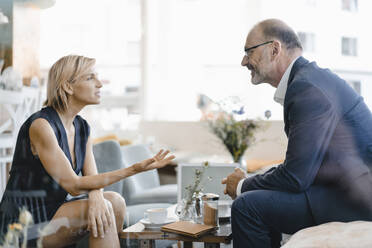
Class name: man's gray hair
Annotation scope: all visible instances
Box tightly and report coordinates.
[258,19,303,51]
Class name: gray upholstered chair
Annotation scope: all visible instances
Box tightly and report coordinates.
[120,144,177,205]
[92,140,173,226]
[75,140,175,248]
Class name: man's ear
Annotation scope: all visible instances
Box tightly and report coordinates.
[271,40,281,59]
[62,81,73,95]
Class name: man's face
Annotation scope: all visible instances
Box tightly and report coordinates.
[241,31,273,85]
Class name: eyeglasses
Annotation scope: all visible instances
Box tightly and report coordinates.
[244,40,274,57]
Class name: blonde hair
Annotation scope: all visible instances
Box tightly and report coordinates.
[44,55,96,112]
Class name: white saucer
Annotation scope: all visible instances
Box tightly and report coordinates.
[140,217,177,229]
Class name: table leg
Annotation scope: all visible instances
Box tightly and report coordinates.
[139,239,155,248]
[204,243,220,248]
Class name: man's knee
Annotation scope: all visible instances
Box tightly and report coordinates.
[232,194,245,214]
[232,192,255,213]
[232,191,269,220]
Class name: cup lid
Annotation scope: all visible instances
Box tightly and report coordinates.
[202,193,219,201]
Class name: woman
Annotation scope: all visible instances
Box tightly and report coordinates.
[0,55,175,248]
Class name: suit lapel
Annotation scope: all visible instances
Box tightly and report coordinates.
[283,56,309,136]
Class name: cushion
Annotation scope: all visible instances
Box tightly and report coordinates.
[282,221,372,248]
[93,134,132,146]
[129,184,177,205]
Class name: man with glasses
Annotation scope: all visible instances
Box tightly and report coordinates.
[222,19,372,248]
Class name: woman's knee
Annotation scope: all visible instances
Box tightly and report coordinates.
[103,191,126,217]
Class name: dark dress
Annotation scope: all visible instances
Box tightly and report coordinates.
[0,106,90,240]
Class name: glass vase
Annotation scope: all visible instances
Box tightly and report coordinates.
[175,198,196,222]
[193,192,203,224]
[238,156,247,172]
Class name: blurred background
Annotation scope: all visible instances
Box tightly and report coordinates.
[1,0,372,193]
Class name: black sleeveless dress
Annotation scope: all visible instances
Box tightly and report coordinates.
[0,106,90,238]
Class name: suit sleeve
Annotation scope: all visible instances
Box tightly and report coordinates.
[242,81,339,193]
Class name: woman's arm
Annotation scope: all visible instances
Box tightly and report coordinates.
[29,118,175,196]
[82,136,100,178]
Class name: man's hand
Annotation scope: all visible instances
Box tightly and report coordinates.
[221,168,246,200]
[88,190,113,238]
[132,149,175,173]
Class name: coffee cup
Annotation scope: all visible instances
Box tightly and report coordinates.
[144,208,168,224]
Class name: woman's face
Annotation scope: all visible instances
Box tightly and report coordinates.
[70,67,102,106]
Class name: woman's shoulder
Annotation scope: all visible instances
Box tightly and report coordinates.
[20,107,60,136]
[29,108,60,135]
[13,107,59,149]
[27,106,57,123]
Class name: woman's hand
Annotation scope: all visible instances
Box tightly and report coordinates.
[87,190,114,238]
[132,149,175,173]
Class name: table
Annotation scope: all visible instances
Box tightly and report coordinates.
[120,205,232,248]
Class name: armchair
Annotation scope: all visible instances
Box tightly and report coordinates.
[92,140,174,226]
[120,144,177,205]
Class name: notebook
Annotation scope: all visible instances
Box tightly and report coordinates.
[161,221,216,238]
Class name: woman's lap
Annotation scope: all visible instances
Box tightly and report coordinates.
[42,191,125,247]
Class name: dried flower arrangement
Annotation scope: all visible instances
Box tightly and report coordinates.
[203,96,259,163]
[176,161,211,221]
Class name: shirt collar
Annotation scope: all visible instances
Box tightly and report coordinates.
[273,57,300,105]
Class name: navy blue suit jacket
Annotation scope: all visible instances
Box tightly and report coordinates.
[241,57,372,224]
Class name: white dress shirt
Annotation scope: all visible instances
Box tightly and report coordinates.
[236,57,300,196]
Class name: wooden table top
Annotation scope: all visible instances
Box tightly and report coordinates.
[120,205,232,244]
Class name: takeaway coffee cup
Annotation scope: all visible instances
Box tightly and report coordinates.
[144,208,168,224]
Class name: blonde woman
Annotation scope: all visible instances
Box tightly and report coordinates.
[0,55,175,248]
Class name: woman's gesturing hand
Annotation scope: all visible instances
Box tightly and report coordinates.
[87,190,114,239]
[132,149,176,173]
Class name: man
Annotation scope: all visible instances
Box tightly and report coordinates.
[222,19,372,248]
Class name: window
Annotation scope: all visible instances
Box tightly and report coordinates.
[304,0,317,7]
[352,81,361,95]
[341,37,358,56]
[347,80,361,95]
[342,0,358,12]
[298,32,315,53]
[40,0,142,134]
